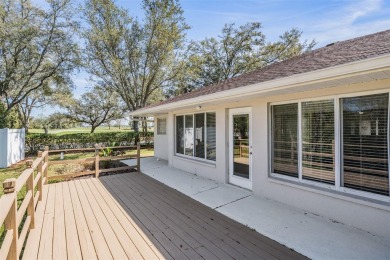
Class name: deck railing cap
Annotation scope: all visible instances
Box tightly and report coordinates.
[3,178,16,193]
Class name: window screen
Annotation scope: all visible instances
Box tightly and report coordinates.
[184,115,194,156]
[195,113,205,158]
[272,104,298,177]
[176,116,184,154]
[175,112,216,161]
[206,113,216,161]
[342,93,389,195]
[157,118,166,135]
[302,100,335,184]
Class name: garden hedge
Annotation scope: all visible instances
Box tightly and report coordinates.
[26,132,154,155]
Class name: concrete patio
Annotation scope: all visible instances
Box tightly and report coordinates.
[123,157,390,259]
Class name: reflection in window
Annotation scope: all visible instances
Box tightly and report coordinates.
[233,114,249,179]
[342,93,389,195]
[184,115,194,156]
[175,112,216,162]
[157,118,167,135]
[206,113,216,161]
[272,104,298,177]
[302,100,335,184]
[176,116,184,154]
[195,114,205,158]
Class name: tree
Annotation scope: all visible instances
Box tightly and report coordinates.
[82,0,189,132]
[31,113,73,134]
[262,28,316,64]
[169,23,316,96]
[62,86,122,133]
[17,81,73,132]
[0,101,21,128]
[0,0,80,121]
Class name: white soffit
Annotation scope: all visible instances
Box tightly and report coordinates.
[131,54,390,116]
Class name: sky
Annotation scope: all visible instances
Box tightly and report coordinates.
[33,0,390,116]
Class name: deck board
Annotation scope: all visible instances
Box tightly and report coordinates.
[62,182,83,260]
[73,180,114,260]
[37,184,55,259]
[124,172,297,260]
[109,174,246,259]
[106,175,203,259]
[53,183,67,260]
[67,181,98,260]
[79,179,139,259]
[22,184,49,260]
[87,178,161,259]
[118,173,280,259]
[23,173,307,260]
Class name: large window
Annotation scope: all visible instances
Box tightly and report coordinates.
[341,94,389,196]
[271,92,389,199]
[302,100,335,184]
[176,112,216,161]
[272,104,298,177]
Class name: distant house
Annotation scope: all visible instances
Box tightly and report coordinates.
[130,30,390,237]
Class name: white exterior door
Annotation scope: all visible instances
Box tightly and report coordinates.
[229,107,252,190]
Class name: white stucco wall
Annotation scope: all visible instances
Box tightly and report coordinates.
[158,78,390,237]
[0,128,25,168]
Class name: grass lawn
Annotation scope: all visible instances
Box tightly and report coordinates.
[29,126,154,135]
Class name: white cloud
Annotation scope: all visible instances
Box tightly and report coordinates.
[302,0,390,46]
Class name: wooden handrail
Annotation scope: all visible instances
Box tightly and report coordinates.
[44,142,141,180]
[0,149,48,260]
[0,143,141,259]
[48,145,138,153]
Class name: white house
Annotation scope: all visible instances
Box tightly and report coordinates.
[131,30,390,237]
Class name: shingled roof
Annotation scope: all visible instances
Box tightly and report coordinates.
[143,29,390,110]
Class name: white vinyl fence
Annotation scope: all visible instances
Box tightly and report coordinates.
[0,128,25,168]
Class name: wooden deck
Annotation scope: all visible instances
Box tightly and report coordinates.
[22,173,306,259]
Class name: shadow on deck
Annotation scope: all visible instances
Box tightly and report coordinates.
[23,173,306,259]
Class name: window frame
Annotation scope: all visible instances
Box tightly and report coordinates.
[156,117,167,135]
[174,111,217,163]
[269,89,390,202]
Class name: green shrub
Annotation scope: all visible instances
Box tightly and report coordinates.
[26,132,153,155]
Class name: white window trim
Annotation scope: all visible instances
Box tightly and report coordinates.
[156,117,167,135]
[174,111,217,163]
[269,89,390,203]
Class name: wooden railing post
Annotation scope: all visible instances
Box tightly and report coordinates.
[95,144,100,178]
[26,162,35,229]
[37,151,43,201]
[44,146,49,184]
[137,142,141,172]
[3,178,18,260]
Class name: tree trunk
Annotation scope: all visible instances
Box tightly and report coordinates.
[91,125,97,133]
[133,120,140,143]
[44,127,48,134]
[24,119,30,133]
[133,120,139,133]
[142,119,147,134]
